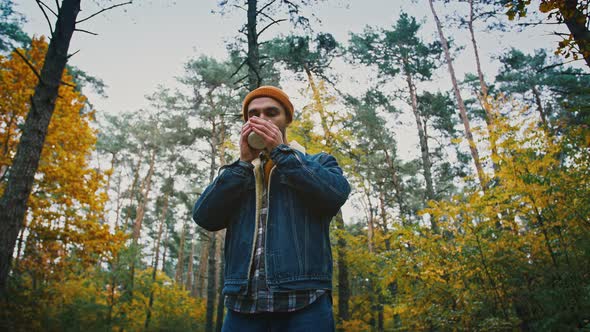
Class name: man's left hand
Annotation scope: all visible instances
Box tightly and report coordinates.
[249,117,284,153]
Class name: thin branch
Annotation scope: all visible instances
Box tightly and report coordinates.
[258,10,278,23]
[231,4,247,11]
[54,0,60,12]
[76,1,133,24]
[68,49,81,59]
[282,0,300,12]
[555,71,590,76]
[233,74,249,86]
[38,0,58,17]
[257,18,287,38]
[75,28,98,36]
[230,59,248,78]
[13,48,76,89]
[517,20,561,27]
[35,0,54,35]
[60,80,76,88]
[257,0,277,15]
[13,48,42,83]
[538,59,579,72]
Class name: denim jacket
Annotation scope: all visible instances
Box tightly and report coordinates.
[192,140,351,296]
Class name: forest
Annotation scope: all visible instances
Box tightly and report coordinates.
[0,0,589,331]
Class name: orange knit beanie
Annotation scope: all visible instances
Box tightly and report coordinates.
[242,86,294,123]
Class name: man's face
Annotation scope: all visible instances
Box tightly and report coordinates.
[247,97,289,138]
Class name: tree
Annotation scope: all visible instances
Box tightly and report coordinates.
[428,0,488,189]
[0,0,131,297]
[503,0,590,68]
[349,13,444,213]
[0,38,125,329]
[173,55,242,331]
[218,0,326,90]
[421,98,590,330]
[495,48,590,130]
[342,89,407,331]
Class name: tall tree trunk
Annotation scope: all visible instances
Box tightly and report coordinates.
[132,148,157,242]
[560,0,590,68]
[382,148,408,220]
[304,66,334,148]
[364,178,378,332]
[114,169,123,229]
[196,234,210,298]
[247,0,261,90]
[124,149,144,228]
[186,232,196,290]
[334,210,350,330]
[144,191,169,330]
[176,221,187,285]
[0,0,81,297]
[107,170,124,332]
[127,147,157,307]
[468,0,499,171]
[531,85,549,128]
[215,231,225,332]
[161,226,168,273]
[105,153,117,200]
[468,0,488,98]
[215,120,228,330]
[205,234,217,332]
[428,0,487,190]
[404,68,435,202]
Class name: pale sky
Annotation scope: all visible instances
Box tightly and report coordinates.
[15,0,560,114]
[14,0,567,224]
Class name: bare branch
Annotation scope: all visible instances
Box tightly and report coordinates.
[257,18,287,38]
[13,48,76,89]
[555,71,590,76]
[76,1,133,24]
[232,4,247,11]
[258,10,278,23]
[230,59,248,78]
[13,48,43,83]
[68,49,81,59]
[75,28,98,36]
[282,0,300,12]
[35,0,54,35]
[233,74,249,86]
[60,80,76,88]
[538,59,581,72]
[257,0,277,15]
[517,21,561,27]
[38,0,58,17]
[55,0,60,11]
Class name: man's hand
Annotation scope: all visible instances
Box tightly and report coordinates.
[240,122,262,163]
[249,116,284,153]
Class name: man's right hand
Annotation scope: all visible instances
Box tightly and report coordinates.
[240,121,262,163]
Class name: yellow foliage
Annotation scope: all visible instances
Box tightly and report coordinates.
[1,36,119,285]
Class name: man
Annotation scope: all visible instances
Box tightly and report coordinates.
[192,86,351,331]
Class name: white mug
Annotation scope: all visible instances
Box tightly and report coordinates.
[247,131,266,150]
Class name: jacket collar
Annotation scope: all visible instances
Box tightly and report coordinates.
[252,139,306,167]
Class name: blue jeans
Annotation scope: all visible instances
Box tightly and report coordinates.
[221,292,335,332]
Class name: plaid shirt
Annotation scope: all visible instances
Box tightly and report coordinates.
[225,153,325,313]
